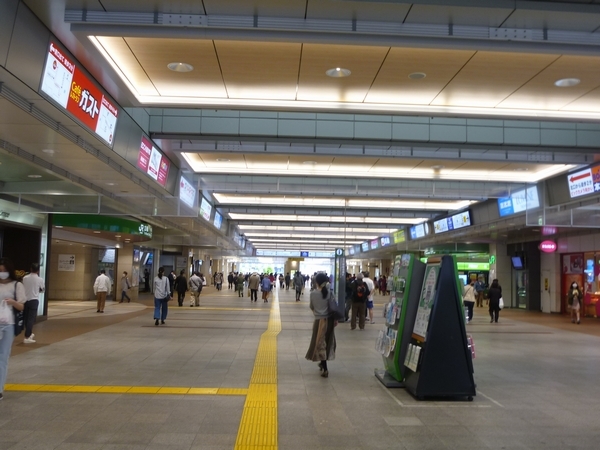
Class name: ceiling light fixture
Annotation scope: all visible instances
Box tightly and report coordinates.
[42,149,55,154]
[554,78,580,87]
[167,62,194,73]
[27,175,42,178]
[216,158,231,162]
[93,231,101,234]
[302,161,317,165]
[115,235,121,238]
[408,72,427,80]
[106,182,117,186]
[326,67,351,78]
[430,165,445,170]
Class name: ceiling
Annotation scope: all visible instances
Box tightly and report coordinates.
[1,0,599,256]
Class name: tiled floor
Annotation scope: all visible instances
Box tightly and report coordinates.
[2,287,600,449]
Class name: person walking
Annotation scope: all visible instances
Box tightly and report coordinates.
[0,257,26,400]
[119,271,131,303]
[568,281,583,325]
[475,277,485,307]
[248,272,260,302]
[293,272,304,301]
[143,268,150,292]
[285,272,291,290]
[362,271,376,324]
[344,273,353,322]
[174,270,188,307]
[463,278,476,323]
[93,269,111,313]
[305,273,337,378]
[228,272,234,290]
[188,271,202,307]
[236,272,245,297]
[153,267,171,326]
[21,262,45,344]
[215,272,223,291]
[261,274,272,303]
[350,273,369,330]
[487,279,502,323]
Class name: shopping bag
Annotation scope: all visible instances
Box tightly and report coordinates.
[0,300,12,324]
[499,297,504,309]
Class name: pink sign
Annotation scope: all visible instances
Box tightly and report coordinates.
[539,241,557,253]
[137,136,169,188]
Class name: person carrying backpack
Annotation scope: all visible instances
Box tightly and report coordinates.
[351,273,370,330]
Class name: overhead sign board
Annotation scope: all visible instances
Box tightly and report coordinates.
[567,167,599,199]
[213,211,223,229]
[409,223,429,240]
[199,197,212,221]
[498,186,540,217]
[179,176,196,208]
[433,211,472,234]
[40,41,118,147]
[137,136,170,187]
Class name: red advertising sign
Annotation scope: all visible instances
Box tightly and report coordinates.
[539,241,557,253]
[136,136,170,188]
[40,41,118,146]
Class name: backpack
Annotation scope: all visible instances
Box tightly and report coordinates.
[356,283,367,301]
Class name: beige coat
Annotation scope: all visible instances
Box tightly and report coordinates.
[248,273,260,290]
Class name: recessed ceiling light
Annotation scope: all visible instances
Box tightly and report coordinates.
[431,165,445,170]
[42,149,55,154]
[55,226,63,228]
[514,168,529,171]
[167,62,193,72]
[106,182,117,186]
[115,235,121,238]
[216,158,230,162]
[408,72,427,80]
[554,78,580,87]
[303,161,317,165]
[27,174,42,178]
[326,67,351,78]
[93,231,101,234]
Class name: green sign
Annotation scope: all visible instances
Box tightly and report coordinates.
[53,214,152,239]
[489,255,496,265]
[456,262,489,271]
[392,229,406,244]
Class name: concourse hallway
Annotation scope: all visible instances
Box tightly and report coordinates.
[4,287,600,449]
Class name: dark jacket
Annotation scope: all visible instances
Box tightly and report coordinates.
[174,275,188,294]
[488,285,502,309]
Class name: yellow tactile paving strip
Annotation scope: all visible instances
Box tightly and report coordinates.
[4,383,248,396]
[235,292,281,450]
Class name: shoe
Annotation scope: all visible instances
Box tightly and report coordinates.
[24,337,36,344]
[119,301,123,303]
[317,362,324,372]
[97,310,100,313]
[99,311,104,313]
[321,370,329,378]
[577,320,581,324]
[370,321,375,324]
[161,321,165,325]
[155,319,159,326]
[0,393,3,400]
[128,300,130,303]
[31,334,35,339]
[490,319,493,323]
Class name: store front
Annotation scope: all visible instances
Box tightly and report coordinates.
[561,252,600,317]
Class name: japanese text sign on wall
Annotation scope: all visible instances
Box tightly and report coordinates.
[137,136,170,187]
[567,166,600,199]
[40,41,118,147]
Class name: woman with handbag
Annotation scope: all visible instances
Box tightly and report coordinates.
[462,279,476,323]
[487,279,502,323]
[0,257,26,400]
[305,273,338,378]
[568,281,583,325]
[153,267,172,326]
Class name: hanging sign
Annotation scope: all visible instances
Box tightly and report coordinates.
[40,41,118,147]
[539,241,557,253]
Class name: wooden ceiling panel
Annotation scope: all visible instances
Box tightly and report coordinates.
[96,37,158,96]
[431,51,560,107]
[561,85,600,112]
[499,55,600,110]
[214,41,301,100]
[124,38,227,98]
[306,0,411,23]
[297,44,388,102]
[404,5,513,27]
[365,47,475,105]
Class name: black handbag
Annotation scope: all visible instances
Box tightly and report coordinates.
[14,308,24,336]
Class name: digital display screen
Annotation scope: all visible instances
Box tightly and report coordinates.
[380,236,391,246]
[137,136,170,187]
[200,197,212,221]
[370,239,379,250]
[512,256,524,269]
[409,223,428,240]
[213,211,222,229]
[40,41,118,146]
[179,176,196,208]
[458,274,468,286]
[361,242,369,252]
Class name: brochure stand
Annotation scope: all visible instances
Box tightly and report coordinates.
[375,254,425,387]
[403,255,476,401]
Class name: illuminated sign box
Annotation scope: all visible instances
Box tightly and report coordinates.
[433,211,472,234]
[361,242,369,252]
[409,223,429,240]
[213,211,222,229]
[380,236,391,247]
[40,41,118,147]
[137,136,170,187]
[567,166,599,199]
[179,176,196,208]
[498,186,540,217]
[199,197,212,221]
[370,239,379,250]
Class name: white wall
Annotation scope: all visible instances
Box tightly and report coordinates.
[540,252,560,313]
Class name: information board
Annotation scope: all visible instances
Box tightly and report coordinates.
[200,197,212,221]
[433,211,471,234]
[137,136,170,187]
[498,186,540,217]
[412,263,440,341]
[179,176,196,208]
[40,41,118,147]
[213,211,223,229]
[567,166,600,199]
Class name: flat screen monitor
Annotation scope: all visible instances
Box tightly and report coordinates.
[458,274,468,286]
[361,242,369,252]
[200,197,212,221]
[511,256,524,270]
[213,211,222,229]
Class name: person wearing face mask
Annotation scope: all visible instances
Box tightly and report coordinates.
[568,281,583,325]
[153,267,172,326]
[0,257,26,400]
[119,271,131,303]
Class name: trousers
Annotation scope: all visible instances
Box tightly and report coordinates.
[154,297,169,321]
[96,291,107,312]
[23,299,39,338]
[351,302,367,330]
[0,324,15,394]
